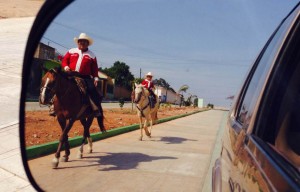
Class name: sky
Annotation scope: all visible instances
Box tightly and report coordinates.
[40,0,299,107]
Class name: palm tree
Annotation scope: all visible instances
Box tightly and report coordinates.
[178,84,189,93]
[178,85,189,107]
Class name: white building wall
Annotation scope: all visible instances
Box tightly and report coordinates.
[154,86,179,104]
[198,98,204,108]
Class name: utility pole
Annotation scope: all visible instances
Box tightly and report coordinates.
[139,68,141,79]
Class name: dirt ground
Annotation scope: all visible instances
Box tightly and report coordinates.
[25,106,200,147]
[0,0,44,19]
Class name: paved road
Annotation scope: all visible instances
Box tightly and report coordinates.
[28,110,227,192]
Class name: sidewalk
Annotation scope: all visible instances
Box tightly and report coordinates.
[0,17,37,192]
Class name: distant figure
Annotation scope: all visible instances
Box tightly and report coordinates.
[141,72,156,108]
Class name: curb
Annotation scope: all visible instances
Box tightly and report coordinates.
[26,109,207,160]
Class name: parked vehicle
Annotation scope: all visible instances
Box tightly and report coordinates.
[212,2,300,191]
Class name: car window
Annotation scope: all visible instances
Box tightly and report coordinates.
[236,13,296,130]
[255,11,300,170]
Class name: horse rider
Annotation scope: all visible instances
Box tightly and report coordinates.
[141,72,156,108]
[49,33,102,117]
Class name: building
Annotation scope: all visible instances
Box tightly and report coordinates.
[34,42,55,60]
[154,86,180,104]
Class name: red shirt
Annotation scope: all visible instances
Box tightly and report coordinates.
[141,79,154,90]
[61,48,99,78]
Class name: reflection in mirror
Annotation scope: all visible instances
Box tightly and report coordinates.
[22,0,299,191]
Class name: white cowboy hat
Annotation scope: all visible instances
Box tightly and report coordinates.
[145,72,153,77]
[74,33,94,46]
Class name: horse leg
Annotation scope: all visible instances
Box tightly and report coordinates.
[94,102,106,133]
[77,118,87,159]
[52,119,74,168]
[144,117,151,137]
[77,136,85,159]
[139,116,143,141]
[148,118,153,138]
[61,134,70,162]
[86,116,94,153]
[77,117,94,158]
[57,118,70,163]
[148,111,157,136]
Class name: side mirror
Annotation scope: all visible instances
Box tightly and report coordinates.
[20,1,73,191]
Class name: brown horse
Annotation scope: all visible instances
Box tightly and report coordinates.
[133,83,159,141]
[39,67,106,168]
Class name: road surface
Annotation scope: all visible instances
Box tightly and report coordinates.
[27,110,227,192]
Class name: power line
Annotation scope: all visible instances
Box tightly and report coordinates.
[42,36,70,50]
[48,22,251,68]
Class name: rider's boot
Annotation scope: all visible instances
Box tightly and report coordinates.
[148,89,156,108]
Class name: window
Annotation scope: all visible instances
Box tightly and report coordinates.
[236,13,295,131]
[254,11,300,170]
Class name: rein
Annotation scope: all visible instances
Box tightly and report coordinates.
[136,102,150,118]
[135,88,150,117]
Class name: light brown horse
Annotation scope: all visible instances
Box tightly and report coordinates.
[39,67,106,168]
[133,83,159,141]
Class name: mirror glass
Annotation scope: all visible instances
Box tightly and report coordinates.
[23,0,299,191]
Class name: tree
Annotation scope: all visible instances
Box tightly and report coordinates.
[101,61,134,90]
[185,94,197,107]
[133,78,143,84]
[153,78,170,89]
[178,84,189,93]
[177,85,189,106]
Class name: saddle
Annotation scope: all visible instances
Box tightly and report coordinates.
[64,71,101,113]
[72,76,101,113]
[73,77,89,104]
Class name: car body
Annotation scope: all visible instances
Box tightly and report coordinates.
[212,2,300,192]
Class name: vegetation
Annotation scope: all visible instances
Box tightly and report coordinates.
[119,97,125,109]
[133,78,143,84]
[178,84,189,93]
[101,61,134,90]
[207,103,214,109]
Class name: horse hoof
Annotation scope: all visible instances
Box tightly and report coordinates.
[52,158,59,168]
[61,156,69,162]
[139,137,142,141]
[88,149,92,153]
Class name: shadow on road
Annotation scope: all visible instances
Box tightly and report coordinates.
[97,152,177,171]
[159,136,197,144]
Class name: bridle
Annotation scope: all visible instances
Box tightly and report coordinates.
[39,69,70,106]
[134,86,150,117]
[39,75,56,106]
